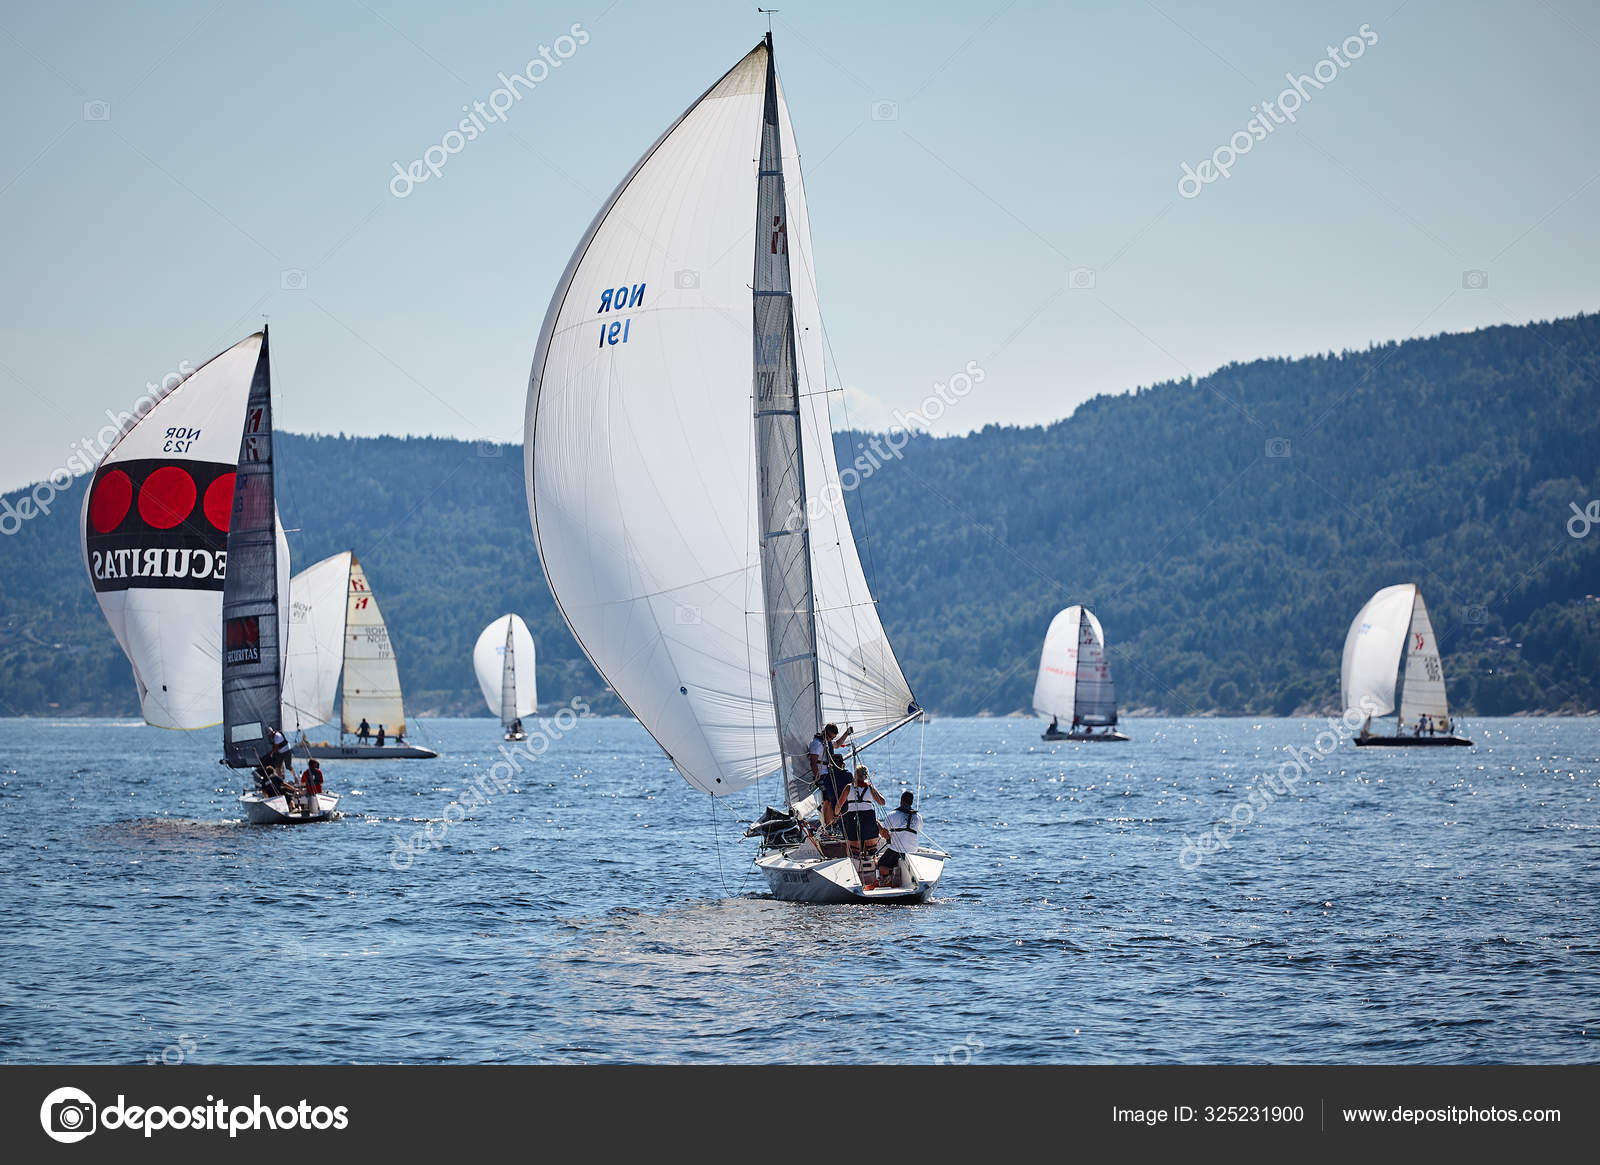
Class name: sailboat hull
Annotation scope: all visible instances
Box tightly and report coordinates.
[298,742,437,760]
[1042,728,1129,742]
[1355,734,1473,747]
[755,849,946,904]
[239,791,341,825]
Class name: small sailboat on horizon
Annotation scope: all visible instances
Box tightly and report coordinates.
[1034,605,1128,742]
[523,33,945,903]
[473,614,535,741]
[282,549,438,759]
[1343,582,1472,747]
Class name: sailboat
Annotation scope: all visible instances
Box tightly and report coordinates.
[523,34,946,903]
[216,329,340,823]
[1343,583,1472,746]
[1034,605,1128,741]
[473,614,535,740]
[282,550,438,759]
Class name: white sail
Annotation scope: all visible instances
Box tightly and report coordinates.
[1033,606,1083,722]
[473,614,536,721]
[341,554,407,736]
[500,618,517,728]
[524,38,915,798]
[1073,609,1116,723]
[1395,589,1449,725]
[80,332,287,730]
[1342,583,1421,722]
[281,550,352,731]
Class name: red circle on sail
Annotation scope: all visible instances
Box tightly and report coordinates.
[203,472,235,531]
[88,469,133,533]
[138,465,197,529]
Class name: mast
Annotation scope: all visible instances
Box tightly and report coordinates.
[753,32,824,808]
[221,328,283,767]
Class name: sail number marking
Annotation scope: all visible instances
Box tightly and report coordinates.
[162,426,201,453]
[597,282,645,347]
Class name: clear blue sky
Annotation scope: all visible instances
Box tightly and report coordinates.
[1,0,1595,490]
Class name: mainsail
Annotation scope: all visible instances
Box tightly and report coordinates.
[473,614,537,722]
[281,550,352,731]
[1033,606,1117,725]
[80,333,286,729]
[341,554,407,736]
[221,330,287,768]
[524,35,915,799]
[1342,583,1451,726]
[500,618,518,729]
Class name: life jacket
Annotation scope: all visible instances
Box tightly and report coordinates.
[844,783,876,813]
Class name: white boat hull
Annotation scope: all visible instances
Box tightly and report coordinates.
[239,791,341,825]
[755,848,946,904]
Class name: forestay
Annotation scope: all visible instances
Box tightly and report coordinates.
[524,36,915,799]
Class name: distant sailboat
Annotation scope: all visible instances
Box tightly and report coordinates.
[1342,583,1472,746]
[282,550,438,759]
[473,614,535,740]
[81,333,289,730]
[523,34,945,903]
[1034,606,1128,741]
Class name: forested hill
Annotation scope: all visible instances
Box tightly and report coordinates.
[2,313,1597,719]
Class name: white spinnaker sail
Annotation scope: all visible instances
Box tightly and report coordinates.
[281,550,352,731]
[524,39,914,797]
[473,615,536,721]
[1395,589,1450,725]
[1033,606,1084,722]
[1341,583,1418,721]
[1073,608,1117,723]
[341,554,407,736]
[80,332,287,730]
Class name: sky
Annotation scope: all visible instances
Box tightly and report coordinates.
[0,0,1596,491]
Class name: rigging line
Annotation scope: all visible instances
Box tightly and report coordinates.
[916,712,926,811]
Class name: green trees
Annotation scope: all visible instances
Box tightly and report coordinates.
[2,313,1596,717]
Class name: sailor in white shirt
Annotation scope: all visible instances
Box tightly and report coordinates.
[877,790,921,880]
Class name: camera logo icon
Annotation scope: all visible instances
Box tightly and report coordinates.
[674,269,700,290]
[871,100,899,121]
[1464,604,1488,624]
[1461,269,1489,290]
[674,604,701,626]
[83,100,111,122]
[40,1086,97,1143]
[1265,437,1292,458]
[281,269,307,291]
[475,438,502,458]
[1068,266,1096,290]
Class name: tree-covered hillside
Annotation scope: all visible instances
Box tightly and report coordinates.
[2,313,1597,719]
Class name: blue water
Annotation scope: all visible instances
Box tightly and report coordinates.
[1,715,1596,1064]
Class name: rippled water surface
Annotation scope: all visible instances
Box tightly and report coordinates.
[1,716,1596,1064]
